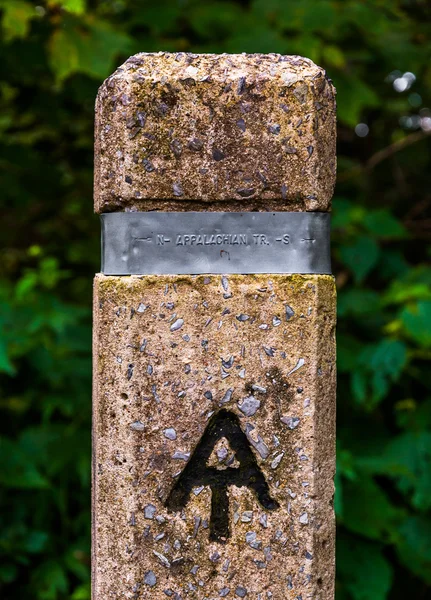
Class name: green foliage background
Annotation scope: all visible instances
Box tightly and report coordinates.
[0,0,430,598]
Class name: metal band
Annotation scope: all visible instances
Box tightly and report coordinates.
[101,212,331,275]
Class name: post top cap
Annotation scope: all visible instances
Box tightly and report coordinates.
[106,51,325,83]
[94,52,336,213]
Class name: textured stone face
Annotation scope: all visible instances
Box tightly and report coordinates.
[93,274,336,600]
[94,51,336,600]
[94,53,336,213]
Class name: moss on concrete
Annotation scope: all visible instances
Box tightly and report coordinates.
[94,53,336,213]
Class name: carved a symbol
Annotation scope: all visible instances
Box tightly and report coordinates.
[165,409,279,542]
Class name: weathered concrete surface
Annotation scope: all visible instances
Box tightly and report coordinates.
[93,51,337,600]
[93,274,336,599]
[94,53,336,214]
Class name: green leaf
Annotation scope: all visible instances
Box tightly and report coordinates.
[252,0,336,33]
[338,288,381,318]
[190,2,244,39]
[384,266,431,304]
[339,236,380,283]
[301,0,337,32]
[322,44,346,69]
[363,210,407,239]
[130,0,181,31]
[32,561,68,600]
[368,339,407,389]
[334,73,380,127]
[23,531,49,554]
[371,339,408,380]
[0,563,18,584]
[48,0,86,15]
[48,20,131,83]
[337,533,393,600]
[337,447,357,482]
[337,333,364,373]
[385,283,431,305]
[225,20,287,54]
[0,437,49,489]
[0,0,36,42]
[396,399,431,432]
[397,517,431,584]
[359,431,431,511]
[341,477,404,541]
[332,197,364,229]
[48,28,80,83]
[0,338,15,375]
[352,340,407,407]
[377,249,410,280]
[71,583,91,600]
[351,370,367,404]
[400,301,431,347]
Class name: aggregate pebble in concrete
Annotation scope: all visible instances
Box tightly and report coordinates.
[92,274,336,600]
[94,53,336,213]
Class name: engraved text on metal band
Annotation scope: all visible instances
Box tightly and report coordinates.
[101,212,331,275]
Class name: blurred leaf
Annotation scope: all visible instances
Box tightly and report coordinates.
[128,0,181,35]
[359,431,431,511]
[48,28,80,83]
[24,531,49,553]
[363,210,407,239]
[225,20,287,54]
[339,236,380,283]
[0,339,15,375]
[0,562,18,583]
[48,19,131,82]
[33,560,68,600]
[0,0,36,42]
[397,517,431,584]
[190,2,244,39]
[332,197,363,229]
[337,533,393,600]
[352,339,407,407]
[48,0,86,15]
[341,477,404,541]
[322,44,346,69]
[368,339,407,385]
[334,73,380,127]
[337,333,363,373]
[400,301,431,347]
[252,0,336,33]
[0,437,49,489]
[71,583,91,599]
[384,266,431,304]
[338,288,381,317]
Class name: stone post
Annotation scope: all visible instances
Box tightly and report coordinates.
[93,53,336,600]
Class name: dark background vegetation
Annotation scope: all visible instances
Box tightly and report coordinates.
[1,1,430,598]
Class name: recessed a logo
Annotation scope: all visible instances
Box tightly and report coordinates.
[165,409,279,543]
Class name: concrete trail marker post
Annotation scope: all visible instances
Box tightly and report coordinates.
[93,53,336,600]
